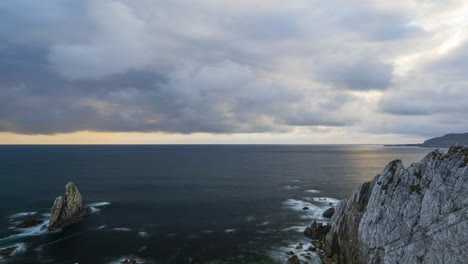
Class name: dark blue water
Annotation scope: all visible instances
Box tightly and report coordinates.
[0,145,433,263]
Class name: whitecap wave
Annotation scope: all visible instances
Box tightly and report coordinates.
[88,202,111,213]
[112,227,132,232]
[9,212,37,220]
[138,231,149,237]
[256,221,270,226]
[305,189,320,194]
[281,225,308,232]
[305,197,340,205]
[87,202,111,207]
[224,229,237,233]
[283,198,339,220]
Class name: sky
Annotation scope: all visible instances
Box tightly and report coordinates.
[1,0,467,144]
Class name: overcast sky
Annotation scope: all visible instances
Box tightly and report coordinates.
[1,0,467,144]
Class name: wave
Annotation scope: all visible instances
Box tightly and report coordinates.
[0,243,27,263]
[270,238,322,264]
[87,201,111,213]
[0,217,49,245]
[304,197,340,204]
[109,256,150,264]
[112,227,132,232]
[224,229,237,233]
[256,221,270,226]
[138,231,149,237]
[245,215,256,222]
[305,189,320,194]
[87,202,111,207]
[8,212,37,220]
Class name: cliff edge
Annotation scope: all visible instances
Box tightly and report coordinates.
[320,145,468,264]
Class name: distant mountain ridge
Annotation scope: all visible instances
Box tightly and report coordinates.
[385,132,468,147]
[421,132,468,147]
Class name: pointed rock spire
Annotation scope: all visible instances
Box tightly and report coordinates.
[48,182,91,231]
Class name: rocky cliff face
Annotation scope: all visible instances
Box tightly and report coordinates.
[48,182,91,231]
[321,145,468,264]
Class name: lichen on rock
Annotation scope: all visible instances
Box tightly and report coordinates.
[314,145,468,264]
[47,182,91,231]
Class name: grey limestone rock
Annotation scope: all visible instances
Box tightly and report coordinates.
[322,145,468,264]
[48,182,91,231]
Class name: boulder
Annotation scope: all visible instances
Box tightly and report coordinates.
[47,182,91,231]
[287,255,300,264]
[16,218,43,228]
[303,221,331,240]
[322,207,335,218]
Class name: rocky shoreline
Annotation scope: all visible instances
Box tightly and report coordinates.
[294,145,468,264]
[0,182,140,264]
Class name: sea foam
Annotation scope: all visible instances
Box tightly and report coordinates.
[8,212,37,220]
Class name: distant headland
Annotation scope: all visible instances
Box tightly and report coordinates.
[385,132,468,148]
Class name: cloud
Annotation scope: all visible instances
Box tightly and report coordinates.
[317,57,393,90]
[379,41,468,116]
[48,1,155,80]
[0,60,354,134]
[0,0,467,139]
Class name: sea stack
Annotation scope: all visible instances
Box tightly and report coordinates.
[48,182,91,231]
[310,145,468,264]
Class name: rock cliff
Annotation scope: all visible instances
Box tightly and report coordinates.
[48,182,91,231]
[320,145,468,264]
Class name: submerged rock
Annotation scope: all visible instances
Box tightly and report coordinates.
[48,182,91,231]
[319,145,468,264]
[0,246,18,256]
[16,218,43,228]
[322,207,335,218]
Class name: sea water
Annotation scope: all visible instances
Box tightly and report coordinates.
[0,145,433,263]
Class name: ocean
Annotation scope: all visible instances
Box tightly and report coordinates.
[0,145,433,264]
